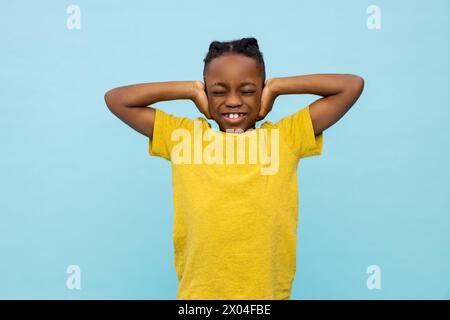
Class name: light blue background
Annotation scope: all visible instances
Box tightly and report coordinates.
[1,0,449,299]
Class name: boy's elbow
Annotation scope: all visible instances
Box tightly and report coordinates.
[104,90,112,107]
[350,74,364,93]
[104,89,120,110]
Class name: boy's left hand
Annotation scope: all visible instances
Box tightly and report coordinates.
[257,78,278,121]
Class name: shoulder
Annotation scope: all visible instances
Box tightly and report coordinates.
[154,109,205,132]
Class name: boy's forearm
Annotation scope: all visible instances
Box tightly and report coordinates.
[105,81,198,108]
[269,74,363,98]
[265,73,364,135]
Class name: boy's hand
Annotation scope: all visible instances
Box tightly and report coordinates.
[192,80,212,119]
[257,78,278,121]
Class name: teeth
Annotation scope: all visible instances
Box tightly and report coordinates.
[225,113,244,119]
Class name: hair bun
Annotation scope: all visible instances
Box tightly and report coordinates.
[241,37,259,49]
[209,41,223,51]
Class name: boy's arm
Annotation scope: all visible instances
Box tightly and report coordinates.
[260,74,364,136]
[104,81,210,139]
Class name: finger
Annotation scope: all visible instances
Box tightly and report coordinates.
[257,112,267,121]
[258,98,268,120]
[202,103,212,119]
[257,109,266,121]
[203,102,212,119]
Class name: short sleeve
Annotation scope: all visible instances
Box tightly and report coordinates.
[148,109,194,161]
[275,105,323,159]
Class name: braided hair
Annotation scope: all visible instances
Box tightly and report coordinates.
[203,37,266,85]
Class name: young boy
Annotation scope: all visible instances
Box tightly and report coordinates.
[104,37,364,299]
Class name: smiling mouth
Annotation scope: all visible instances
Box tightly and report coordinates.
[221,113,248,123]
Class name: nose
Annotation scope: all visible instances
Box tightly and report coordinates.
[225,92,242,108]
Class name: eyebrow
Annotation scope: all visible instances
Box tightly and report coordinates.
[211,81,257,88]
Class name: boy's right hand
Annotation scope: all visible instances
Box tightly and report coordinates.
[192,80,212,119]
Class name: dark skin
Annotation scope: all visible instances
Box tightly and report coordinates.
[104,52,364,138]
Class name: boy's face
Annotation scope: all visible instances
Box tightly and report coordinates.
[204,53,264,132]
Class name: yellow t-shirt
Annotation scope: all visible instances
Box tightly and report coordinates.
[148,105,323,299]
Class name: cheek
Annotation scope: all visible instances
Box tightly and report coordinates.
[210,101,221,113]
[209,99,224,116]
[249,97,261,112]
[207,97,217,109]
